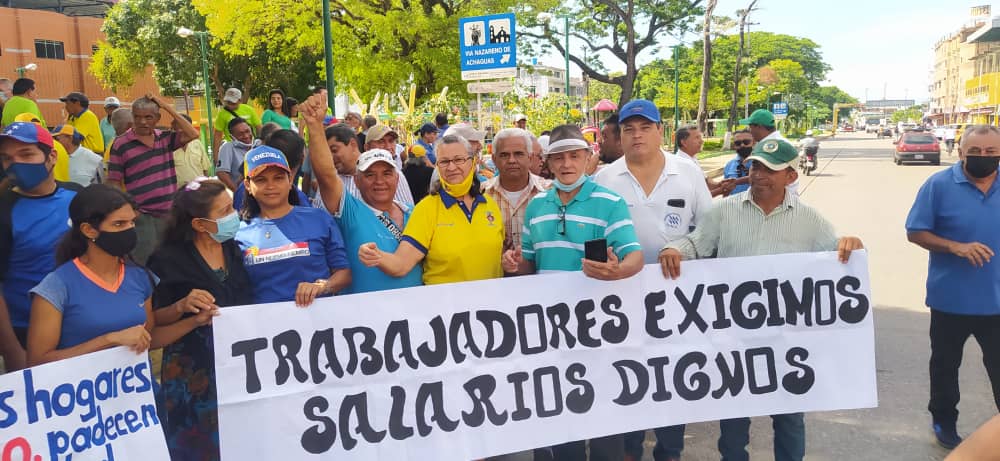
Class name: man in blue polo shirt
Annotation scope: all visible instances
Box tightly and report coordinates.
[299,92,422,294]
[0,122,79,371]
[906,124,1000,450]
[502,124,643,461]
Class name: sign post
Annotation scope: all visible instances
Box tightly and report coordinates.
[773,102,789,120]
[459,13,517,81]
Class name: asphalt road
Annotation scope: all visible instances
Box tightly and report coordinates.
[638,132,997,460]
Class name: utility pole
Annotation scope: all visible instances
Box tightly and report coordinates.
[322,0,336,110]
[728,0,758,132]
[673,44,681,152]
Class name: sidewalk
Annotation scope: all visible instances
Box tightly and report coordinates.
[699,153,732,178]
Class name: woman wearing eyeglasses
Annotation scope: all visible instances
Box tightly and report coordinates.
[358,134,504,285]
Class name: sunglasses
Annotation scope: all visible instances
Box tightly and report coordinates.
[733,140,753,146]
[558,205,567,235]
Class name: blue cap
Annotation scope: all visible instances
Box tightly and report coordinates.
[0,122,54,148]
[618,99,661,124]
[417,122,437,135]
[243,145,291,178]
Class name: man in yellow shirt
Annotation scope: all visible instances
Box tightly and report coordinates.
[12,113,69,182]
[60,92,105,157]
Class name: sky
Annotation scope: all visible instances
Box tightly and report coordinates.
[533,0,990,104]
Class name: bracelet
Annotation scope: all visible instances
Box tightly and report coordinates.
[314,279,329,294]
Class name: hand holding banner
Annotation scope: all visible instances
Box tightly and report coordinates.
[214,251,877,460]
[0,347,168,461]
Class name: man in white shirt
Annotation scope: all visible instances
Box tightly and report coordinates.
[51,124,102,186]
[594,99,713,461]
[675,124,731,196]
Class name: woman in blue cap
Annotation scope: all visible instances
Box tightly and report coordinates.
[236,145,351,305]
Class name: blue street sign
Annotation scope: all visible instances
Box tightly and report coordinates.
[459,13,517,81]
[773,102,789,116]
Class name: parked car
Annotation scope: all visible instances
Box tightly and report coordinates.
[893,131,941,165]
[842,125,854,132]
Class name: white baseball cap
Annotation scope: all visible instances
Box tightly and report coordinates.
[223,88,242,103]
[357,149,398,172]
[443,123,486,142]
[104,96,121,107]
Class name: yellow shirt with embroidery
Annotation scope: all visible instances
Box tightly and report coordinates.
[401,192,504,285]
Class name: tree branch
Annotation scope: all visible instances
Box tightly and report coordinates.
[519,30,618,85]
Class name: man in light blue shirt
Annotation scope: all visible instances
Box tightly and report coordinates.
[300,94,422,294]
[723,129,754,196]
[905,124,1000,450]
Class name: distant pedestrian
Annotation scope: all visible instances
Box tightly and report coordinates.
[60,92,105,156]
[1,78,45,128]
[905,124,1000,450]
[261,89,293,130]
[172,114,211,187]
[99,97,121,157]
[215,117,257,192]
[213,88,260,155]
[107,95,200,264]
[52,124,102,186]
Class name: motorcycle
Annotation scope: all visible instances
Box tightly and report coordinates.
[799,146,818,176]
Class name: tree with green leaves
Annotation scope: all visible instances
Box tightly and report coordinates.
[891,106,923,124]
[91,0,320,101]
[519,0,703,108]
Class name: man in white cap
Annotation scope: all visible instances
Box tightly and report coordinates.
[513,113,527,130]
[213,87,261,155]
[299,92,423,294]
[503,123,643,461]
[99,96,120,153]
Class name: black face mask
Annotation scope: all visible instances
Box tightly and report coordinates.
[94,228,138,257]
[736,147,753,157]
[965,156,1000,179]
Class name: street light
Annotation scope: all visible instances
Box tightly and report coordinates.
[537,12,571,119]
[176,27,214,163]
[15,63,37,78]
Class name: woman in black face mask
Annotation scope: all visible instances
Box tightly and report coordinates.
[26,184,170,366]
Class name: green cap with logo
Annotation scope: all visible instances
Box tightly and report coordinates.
[748,138,798,170]
[739,109,776,128]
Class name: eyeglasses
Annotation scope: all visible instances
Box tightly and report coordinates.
[558,205,567,235]
[733,140,753,146]
[437,156,472,168]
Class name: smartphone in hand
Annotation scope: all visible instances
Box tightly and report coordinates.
[585,238,608,263]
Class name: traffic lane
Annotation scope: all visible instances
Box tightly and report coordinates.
[798,133,955,311]
[637,134,992,460]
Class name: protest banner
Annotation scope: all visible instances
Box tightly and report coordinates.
[0,347,169,461]
[214,251,877,460]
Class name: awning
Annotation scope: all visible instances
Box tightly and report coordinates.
[968,17,1000,43]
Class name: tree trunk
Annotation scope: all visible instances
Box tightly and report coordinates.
[728,1,757,132]
[696,0,717,134]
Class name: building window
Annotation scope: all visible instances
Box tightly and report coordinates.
[35,40,65,60]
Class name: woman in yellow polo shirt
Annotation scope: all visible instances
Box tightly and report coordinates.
[358,134,504,285]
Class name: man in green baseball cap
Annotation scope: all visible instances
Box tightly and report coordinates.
[657,135,865,461]
[740,108,784,145]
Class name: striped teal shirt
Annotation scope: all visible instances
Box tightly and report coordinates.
[665,190,838,259]
[521,180,642,272]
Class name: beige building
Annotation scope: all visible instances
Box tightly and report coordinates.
[929,6,991,124]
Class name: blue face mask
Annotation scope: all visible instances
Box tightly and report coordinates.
[207,212,240,243]
[7,161,50,191]
[553,174,588,192]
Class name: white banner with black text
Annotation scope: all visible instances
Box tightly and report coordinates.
[214,251,877,460]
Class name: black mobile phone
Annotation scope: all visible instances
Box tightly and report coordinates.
[585,238,608,262]
[667,199,686,208]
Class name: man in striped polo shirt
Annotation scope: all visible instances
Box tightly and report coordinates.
[107,94,199,263]
[502,124,644,461]
[659,138,864,461]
